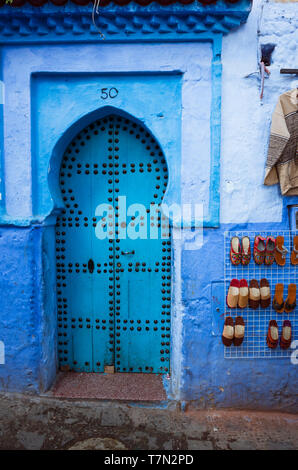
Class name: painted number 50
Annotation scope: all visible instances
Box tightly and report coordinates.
[101,87,119,100]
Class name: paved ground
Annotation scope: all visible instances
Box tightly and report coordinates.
[51,372,167,401]
[0,392,296,450]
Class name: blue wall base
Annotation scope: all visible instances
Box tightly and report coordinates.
[0,224,57,393]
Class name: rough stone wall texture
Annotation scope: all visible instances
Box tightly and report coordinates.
[221,0,298,224]
[260,1,298,72]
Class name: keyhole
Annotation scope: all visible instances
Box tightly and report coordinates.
[88,259,94,273]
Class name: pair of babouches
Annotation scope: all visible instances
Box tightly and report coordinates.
[222,316,245,347]
[222,317,292,350]
[266,320,292,350]
[226,279,296,312]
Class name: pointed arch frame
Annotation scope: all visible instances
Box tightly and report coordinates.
[48,105,170,220]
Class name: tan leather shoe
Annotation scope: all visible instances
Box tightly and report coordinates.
[238,279,248,309]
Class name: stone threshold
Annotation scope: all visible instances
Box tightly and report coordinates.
[47,371,168,402]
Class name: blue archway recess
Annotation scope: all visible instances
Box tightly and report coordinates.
[31,71,182,225]
[0,0,252,228]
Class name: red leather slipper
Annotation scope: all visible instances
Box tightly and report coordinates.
[230,237,241,266]
[241,236,251,265]
[253,236,266,265]
[265,236,276,266]
[227,279,240,309]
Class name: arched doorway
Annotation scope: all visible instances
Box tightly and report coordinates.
[55,113,171,374]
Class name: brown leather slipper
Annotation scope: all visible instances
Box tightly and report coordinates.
[284,284,296,313]
[280,320,292,350]
[222,317,234,347]
[266,320,279,349]
[274,236,288,266]
[233,316,245,346]
[260,278,271,308]
[273,283,284,313]
[291,236,298,266]
[249,279,260,309]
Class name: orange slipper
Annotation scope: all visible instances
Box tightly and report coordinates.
[274,236,288,266]
[233,316,245,347]
[266,320,279,349]
[273,283,284,313]
[222,317,234,347]
[280,320,292,350]
[226,279,240,309]
[249,279,260,309]
[291,236,298,266]
[284,284,296,313]
[260,278,271,308]
[238,279,248,308]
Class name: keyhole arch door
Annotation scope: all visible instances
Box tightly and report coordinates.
[55,113,171,374]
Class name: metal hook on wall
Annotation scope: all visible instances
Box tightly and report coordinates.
[259,44,275,100]
[243,63,270,101]
[243,44,274,100]
[259,61,270,100]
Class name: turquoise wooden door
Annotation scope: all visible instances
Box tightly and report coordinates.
[56,114,171,374]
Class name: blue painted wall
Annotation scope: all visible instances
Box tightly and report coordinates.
[0,224,56,392]
[0,0,297,410]
[174,0,298,411]
[179,223,297,412]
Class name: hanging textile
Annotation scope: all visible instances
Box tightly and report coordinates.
[264,88,298,196]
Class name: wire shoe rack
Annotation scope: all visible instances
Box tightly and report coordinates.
[224,231,297,359]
